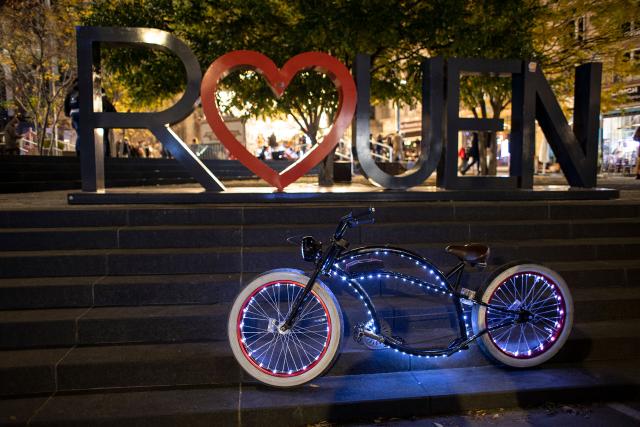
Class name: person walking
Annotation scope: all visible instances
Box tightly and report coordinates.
[634,126,640,179]
[461,132,480,175]
[392,133,404,162]
[65,83,117,157]
[122,137,131,157]
[2,116,22,155]
[376,134,384,156]
[458,144,467,170]
[101,92,116,157]
[64,81,80,156]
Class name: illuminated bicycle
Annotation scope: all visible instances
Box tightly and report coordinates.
[228,208,573,387]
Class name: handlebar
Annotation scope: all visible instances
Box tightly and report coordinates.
[334,207,375,240]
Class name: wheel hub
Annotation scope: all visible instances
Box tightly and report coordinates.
[272,319,292,335]
[516,310,533,323]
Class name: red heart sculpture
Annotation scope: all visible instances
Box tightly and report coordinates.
[201,50,357,191]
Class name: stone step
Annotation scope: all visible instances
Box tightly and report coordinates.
[1,285,638,351]
[1,260,638,310]
[0,304,225,349]
[1,238,640,278]
[1,319,639,397]
[1,360,639,427]
[1,200,639,229]
[0,274,241,310]
[2,217,640,251]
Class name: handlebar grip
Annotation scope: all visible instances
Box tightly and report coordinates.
[353,216,375,226]
[350,207,375,226]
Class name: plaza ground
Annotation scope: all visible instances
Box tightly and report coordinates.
[344,401,640,426]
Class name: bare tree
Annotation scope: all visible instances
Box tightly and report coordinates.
[0,0,81,153]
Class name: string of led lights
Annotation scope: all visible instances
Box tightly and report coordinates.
[327,248,476,358]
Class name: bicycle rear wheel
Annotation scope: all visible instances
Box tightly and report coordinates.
[228,270,343,387]
[472,264,573,368]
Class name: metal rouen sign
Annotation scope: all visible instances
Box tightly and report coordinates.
[76,27,602,192]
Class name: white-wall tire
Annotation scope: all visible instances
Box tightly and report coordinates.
[472,264,573,368]
[228,269,343,387]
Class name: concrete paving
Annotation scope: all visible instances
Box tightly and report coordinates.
[345,401,640,427]
[2,361,637,426]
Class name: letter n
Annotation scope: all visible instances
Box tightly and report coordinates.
[529,63,602,188]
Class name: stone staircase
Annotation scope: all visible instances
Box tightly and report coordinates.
[1,200,639,425]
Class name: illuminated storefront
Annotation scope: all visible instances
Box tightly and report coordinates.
[602,95,640,175]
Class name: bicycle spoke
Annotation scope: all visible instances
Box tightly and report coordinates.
[486,271,566,359]
[237,281,331,376]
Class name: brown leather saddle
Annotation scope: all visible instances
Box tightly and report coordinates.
[445,243,490,266]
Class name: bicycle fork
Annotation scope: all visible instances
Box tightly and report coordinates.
[279,240,344,331]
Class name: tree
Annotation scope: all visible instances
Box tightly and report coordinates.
[0,0,83,153]
[430,0,539,176]
[531,0,639,112]
[85,0,464,185]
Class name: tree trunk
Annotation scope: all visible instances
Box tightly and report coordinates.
[488,101,504,176]
[488,131,498,175]
[478,100,489,175]
[478,133,488,175]
[39,103,52,155]
[306,120,335,187]
[319,150,335,186]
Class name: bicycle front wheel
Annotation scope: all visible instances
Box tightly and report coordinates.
[472,264,573,368]
[228,269,343,387]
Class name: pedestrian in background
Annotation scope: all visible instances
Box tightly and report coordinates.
[634,126,640,179]
[376,134,384,156]
[64,80,80,155]
[101,91,116,157]
[122,137,131,157]
[392,133,404,162]
[461,132,480,175]
[2,116,22,155]
[458,144,467,170]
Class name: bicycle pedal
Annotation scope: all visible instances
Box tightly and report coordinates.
[383,335,405,346]
[352,324,364,344]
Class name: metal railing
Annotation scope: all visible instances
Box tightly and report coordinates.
[371,141,393,162]
[333,140,394,163]
[189,142,228,160]
[335,140,393,162]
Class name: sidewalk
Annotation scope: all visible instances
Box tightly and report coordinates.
[346,401,640,427]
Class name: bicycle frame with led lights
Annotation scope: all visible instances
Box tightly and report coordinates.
[282,209,528,358]
[329,246,524,358]
[229,207,573,387]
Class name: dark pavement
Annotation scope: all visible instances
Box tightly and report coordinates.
[343,401,640,426]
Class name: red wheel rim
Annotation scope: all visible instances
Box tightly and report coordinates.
[237,280,332,377]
